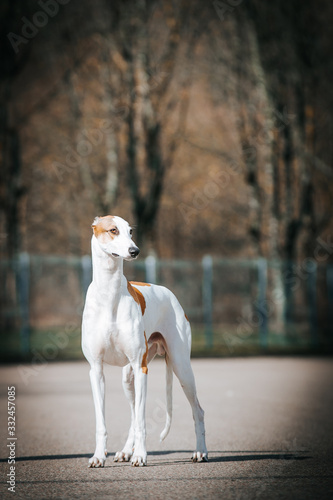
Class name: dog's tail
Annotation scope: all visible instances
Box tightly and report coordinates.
[159,354,173,442]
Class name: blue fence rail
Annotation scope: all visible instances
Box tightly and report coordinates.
[0,253,332,356]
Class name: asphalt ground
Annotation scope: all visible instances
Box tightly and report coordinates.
[0,357,333,499]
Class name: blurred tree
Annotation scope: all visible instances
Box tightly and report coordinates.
[246,0,333,261]
[0,0,332,261]
[243,0,333,328]
[0,1,33,257]
[107,0,193,247]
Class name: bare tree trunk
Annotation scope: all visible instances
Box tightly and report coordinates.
[0,82,23,257]
[120,0,182,250]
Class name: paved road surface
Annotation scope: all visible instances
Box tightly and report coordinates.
[1,357,333,499]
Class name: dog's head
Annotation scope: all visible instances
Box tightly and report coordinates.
[91,215,140,260]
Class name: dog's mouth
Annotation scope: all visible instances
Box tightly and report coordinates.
[111,253,119,258]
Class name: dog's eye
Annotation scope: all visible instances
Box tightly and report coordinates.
[109,228,117,234]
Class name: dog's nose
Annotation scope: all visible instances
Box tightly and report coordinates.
[129,246,140,258]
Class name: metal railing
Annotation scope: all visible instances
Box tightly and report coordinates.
[1,253,332,358]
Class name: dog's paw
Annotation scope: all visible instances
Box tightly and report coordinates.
[131,453,147,467]
[88,454,106,468]
[191,451,208,462]
[114,451,132,462]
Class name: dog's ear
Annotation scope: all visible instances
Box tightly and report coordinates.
[91,217,100,233]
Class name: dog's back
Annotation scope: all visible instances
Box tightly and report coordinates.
[128,281,191,353]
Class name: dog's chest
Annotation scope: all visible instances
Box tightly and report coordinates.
[102,332,129,366]
[83,302,130,366]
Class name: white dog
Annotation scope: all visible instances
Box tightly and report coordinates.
[82,215,208,467]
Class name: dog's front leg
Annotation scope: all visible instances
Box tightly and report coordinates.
[88,363,107,468]
[131,364,148,466]
[114,364,135,462]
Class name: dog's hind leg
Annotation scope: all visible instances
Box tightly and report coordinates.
[114,364,135,462]
[172,357,208,462]
[165,323,208,462]
[88,362,108,467]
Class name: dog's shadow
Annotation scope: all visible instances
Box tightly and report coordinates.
[0,450,311,466]
[146,450,311,467]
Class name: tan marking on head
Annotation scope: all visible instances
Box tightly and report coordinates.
[130,281,151,287]
[127,280,146,315]
[184,312,189,321]
[141,332,148,374]
[92,215,119,243]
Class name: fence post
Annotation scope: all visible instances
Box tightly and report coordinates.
[283,261,294,336]
[18,252,30,355]
[327,265,333,340]
[81,255,92,297]
[145,255,157,284]
[257,258,268,349]
[202,255,213,349]
[307,260,318,347]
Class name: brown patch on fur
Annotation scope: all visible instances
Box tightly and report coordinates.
[184,312,189,321]
[141,332,148,374]
[92,215,119,243]
[148,332,168,357]
[127,280,146,315]
[130,281,151,287]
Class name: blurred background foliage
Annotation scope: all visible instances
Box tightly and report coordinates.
[0,0,332,359]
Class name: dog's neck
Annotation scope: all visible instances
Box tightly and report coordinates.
[91,236,125,303]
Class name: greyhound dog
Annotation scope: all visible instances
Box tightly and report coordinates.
[82,215,208,467]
